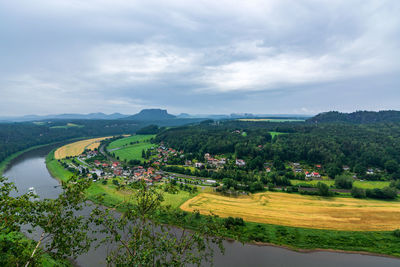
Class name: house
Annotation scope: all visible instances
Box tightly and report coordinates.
[236,159,246,167]
[102,163,109,167]
[315,164,322,168]
[312,172,321,178]
[295,168,302,173]
[206,179,217,184]
[94,160,101,166]
[112,162,120,168]
[195,162,204,168]
[184,160,192,166]
[153,175,162,181]
[204,153,211,160]
[367,169,374,175]
[113,169,122,176]
[343,165,350,171]
[265,167,271,172]
[305,171,312,178]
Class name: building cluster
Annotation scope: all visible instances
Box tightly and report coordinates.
[151,145,184,166]
[73,154,165,184]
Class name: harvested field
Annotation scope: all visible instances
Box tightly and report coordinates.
[54,137,112,159]
[180,192,400,231]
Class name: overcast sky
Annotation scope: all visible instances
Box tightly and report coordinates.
[1,0,399,116]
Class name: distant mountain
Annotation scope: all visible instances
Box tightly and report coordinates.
[0,112,128,122]
[124,109,176,121]
[307,110,400,124]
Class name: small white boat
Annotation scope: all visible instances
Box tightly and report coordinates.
[28,187,37,195]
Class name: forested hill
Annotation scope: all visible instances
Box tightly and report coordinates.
[155,120,400,179]
[307,110,400,124]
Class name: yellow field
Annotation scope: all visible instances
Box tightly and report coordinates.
[180,192,400,231]
[54,137,113,159]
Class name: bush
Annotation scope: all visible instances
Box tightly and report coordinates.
[334,175,353,189]
[351,187,366,198]
[224,217,245,229]
[393,229,400,238]
[317,182,331,196]
[366,187,397,200]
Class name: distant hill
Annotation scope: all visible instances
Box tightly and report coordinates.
[0,112,128,122]
[124,109,176,121]
[307,110,400,124]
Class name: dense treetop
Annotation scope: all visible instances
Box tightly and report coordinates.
[307,110,400,124]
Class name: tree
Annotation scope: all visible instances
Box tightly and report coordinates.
[23,176,93,266]
[0,176,93,266]
[385,160,399,174]
[90,181,224,266]
[316,182,331,196]
[351,187,366,198]
[334,175,353,189]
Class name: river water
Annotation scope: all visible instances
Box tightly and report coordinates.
[3,145,400,267]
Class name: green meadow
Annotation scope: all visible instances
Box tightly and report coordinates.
[107,134,155,149]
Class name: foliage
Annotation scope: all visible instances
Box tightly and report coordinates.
[366,187,398,200]
[393,229,400,238]
[90,181,224,266]
[316,182,331,196]
[334,175,353,189]
[155,120,400,181]
[351,187,366,198]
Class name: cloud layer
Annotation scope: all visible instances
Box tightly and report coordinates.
[0,0,399,115]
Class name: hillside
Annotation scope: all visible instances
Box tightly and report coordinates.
[307,110,400,124]
[124,109,176,121]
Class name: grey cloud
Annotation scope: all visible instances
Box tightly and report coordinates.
[0,0,399,116]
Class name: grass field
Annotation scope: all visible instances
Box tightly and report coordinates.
[50,123,84,129]
[54,136,112,159]
[107,134,155,150]
[269,131,287,138]
[180,192,400,231]
[291,179,390,189]
[107,135,156,162]
[112,143,155,162]
[238,118,305,122]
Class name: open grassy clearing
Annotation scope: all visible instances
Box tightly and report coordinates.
[50,123,84,129]
[180,192,400,231]
[54,136,112,159]
[107,134,155,150]
[112,143,155,162]
[269,131,287,138]
[291,179,390,189]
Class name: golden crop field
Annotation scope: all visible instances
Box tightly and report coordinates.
[54,137,112,159]
[180,192,400,231]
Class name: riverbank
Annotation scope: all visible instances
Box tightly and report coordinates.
[0,137,93,175]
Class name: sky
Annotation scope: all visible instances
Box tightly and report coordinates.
[0,0,399,116]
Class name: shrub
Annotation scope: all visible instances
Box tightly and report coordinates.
[334,175,353,189]
[393,229,400,238]
[366,187,397,200]
[317,182,331,196]
[351,187,366,198]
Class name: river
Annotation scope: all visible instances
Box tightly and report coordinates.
[3,145,400,267]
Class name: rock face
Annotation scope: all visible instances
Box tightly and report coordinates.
[125,109,176,121]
